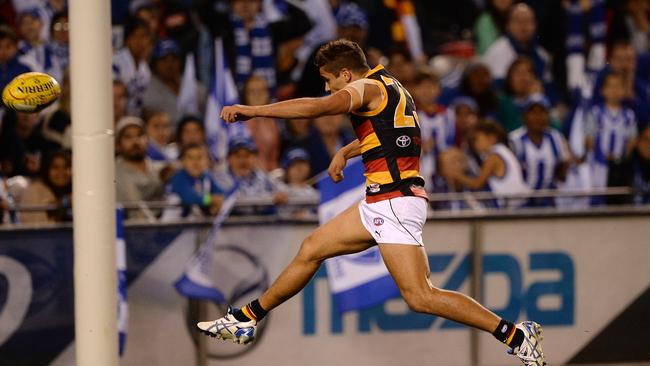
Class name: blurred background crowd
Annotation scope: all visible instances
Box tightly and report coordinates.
[0,0,649,224]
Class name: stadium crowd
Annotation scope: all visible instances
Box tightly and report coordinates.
[0,0,649,224]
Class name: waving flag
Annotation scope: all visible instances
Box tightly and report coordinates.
[177,52,200,117]
[204,38,249,165]
[317,159,400,312]
[174,187,239,302]
[116,208,128,356]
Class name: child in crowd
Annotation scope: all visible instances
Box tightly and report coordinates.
[176,116,207,148]
[144,110,178,162]
[0,25,31,91]
[586,71,638,193]
[278,148,319,219]
[510,96,571,206]
[448,121,529,208]
[167,144,223,218]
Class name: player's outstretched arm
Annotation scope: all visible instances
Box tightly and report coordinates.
[220,90,353,122]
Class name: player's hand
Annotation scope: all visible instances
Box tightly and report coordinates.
[328,151,347,183]
[220,104,256,123]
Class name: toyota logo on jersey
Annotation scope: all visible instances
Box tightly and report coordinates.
[396,135,411,147]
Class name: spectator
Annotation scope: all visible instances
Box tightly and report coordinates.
[0,110,54,178]
[503,57,543,109]
[112,18,154,117]
[454,62,521,132]
[133,2,160,38]
[214,137,288,216]
[144,110,177,162]
[307,114,355,177]
[167,143,224,217]
[612,0,650,54]
[474,0,514,55]
[17,9,43,56]
[386,47,417,89]
[592,41,650,125]
[115,116,166,211]
[242,75,280,171]
[198,0,312,91]
[296,1,369,97]
[411,68,444,191]
[448,120,529,208]
[279,118,311,155]
[20,150,71,224]
[509,96,571,206]
[143,38,207,127]
[586,71,638,194]
[483,4,552,87]
[0,25,31,92]
[176,115,206,148]
[608,124,650,204]
[42,68,71,150]
[278,148,319,219]
[44,11,69,83]
[18,10,68,83]
[113,80,129,125]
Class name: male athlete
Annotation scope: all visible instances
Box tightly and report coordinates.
[197,39,545,365]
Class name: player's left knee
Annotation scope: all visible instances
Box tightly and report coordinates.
[402,289,431,314]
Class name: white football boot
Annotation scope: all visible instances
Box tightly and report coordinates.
[196,306,257,345]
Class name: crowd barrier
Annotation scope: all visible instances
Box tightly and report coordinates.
[1,202,649,366]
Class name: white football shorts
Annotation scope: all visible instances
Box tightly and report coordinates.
[358,196,427,246]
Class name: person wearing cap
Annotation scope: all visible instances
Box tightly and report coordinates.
[214,137,288,216]
[143,38,207,128]
[277,148,319,219]
[115,116,167,216]
[112,17,154,117]
[509,95,571,207]
[17,8,44,56]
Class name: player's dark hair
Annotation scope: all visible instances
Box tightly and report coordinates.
[471,120,508,144]
[0,25,18,44]
[315,39,369,76]
[179,143,207,159]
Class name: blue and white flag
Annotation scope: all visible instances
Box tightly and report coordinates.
[116,208,128,356]
[317,159,400,313]
[174,187,239,302]
[204,38,249,165]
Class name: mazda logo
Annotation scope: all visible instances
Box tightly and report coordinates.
[396,135,411,147]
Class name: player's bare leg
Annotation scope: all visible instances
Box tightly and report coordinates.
[197,203,375,343]
[378,244,545,365]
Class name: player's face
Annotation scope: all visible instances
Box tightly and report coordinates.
[319,68,350,93]
[182,147,209,178]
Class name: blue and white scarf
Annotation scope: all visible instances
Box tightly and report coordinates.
[231,13,276,90]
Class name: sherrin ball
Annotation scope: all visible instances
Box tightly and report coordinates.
[2,72,61,113]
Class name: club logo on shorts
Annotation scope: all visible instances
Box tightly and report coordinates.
[396,135,411,147]
[373,217,384,226]
[368,183,380,193]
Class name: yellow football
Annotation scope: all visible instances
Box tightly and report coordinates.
[2,72,61,113]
